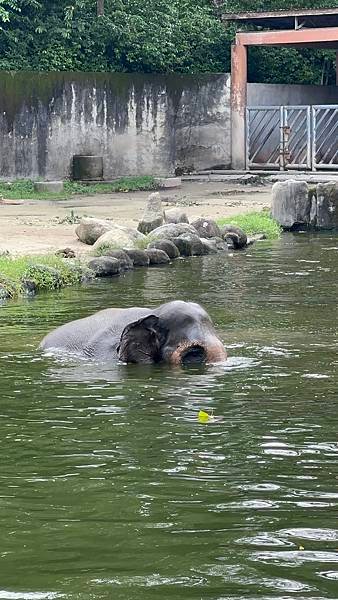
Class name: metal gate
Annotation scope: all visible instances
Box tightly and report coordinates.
[283,106,311,170]
[247,104,338,171]
[312,105,338,170]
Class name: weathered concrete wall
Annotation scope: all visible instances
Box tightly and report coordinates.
[248,83,338,106]
[0,72,231,179]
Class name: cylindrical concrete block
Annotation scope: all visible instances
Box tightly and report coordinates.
[73,155,103,180]
[34,181,64,193]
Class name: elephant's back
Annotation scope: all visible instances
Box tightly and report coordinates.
[39,306,152,355]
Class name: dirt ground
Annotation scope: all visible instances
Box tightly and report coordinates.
[0,181,272,255]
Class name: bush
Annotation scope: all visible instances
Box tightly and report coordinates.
[0,254,91,299]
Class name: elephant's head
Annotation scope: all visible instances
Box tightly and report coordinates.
[117,301,226,365]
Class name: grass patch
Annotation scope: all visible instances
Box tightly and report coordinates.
[0,254,91,299]
[217,210,282,240]
[65,175,160,195]
[0,176,159,200]
[0,180,68,201]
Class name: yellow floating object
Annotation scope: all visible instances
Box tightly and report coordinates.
[198,410,214,423]
[298,545,305,551]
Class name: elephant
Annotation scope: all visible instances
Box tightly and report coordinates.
[39,300,227,366]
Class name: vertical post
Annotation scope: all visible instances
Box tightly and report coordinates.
[336,51,338,86]
[97,0,104,16]
[231,43,247,170]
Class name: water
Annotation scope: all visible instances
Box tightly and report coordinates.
[0,233,337,600]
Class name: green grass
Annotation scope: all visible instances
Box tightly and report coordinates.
[217,210,282,240]
[0,176,159,200]
[0,255,91,299]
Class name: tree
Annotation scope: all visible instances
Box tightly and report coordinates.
[0,0,336,82]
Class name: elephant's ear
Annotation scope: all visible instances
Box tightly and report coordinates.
[117,315,168,364]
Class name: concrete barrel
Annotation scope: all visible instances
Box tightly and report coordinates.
[73,155,103,180]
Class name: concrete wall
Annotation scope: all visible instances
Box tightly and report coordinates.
[248,83,338,106]
[0,72,231,180]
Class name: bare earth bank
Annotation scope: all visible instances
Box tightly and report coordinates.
[0,182,271,256]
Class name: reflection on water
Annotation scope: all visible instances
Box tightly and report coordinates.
[0,232,337,599]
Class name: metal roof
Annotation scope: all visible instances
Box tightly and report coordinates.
[222,8,338,30]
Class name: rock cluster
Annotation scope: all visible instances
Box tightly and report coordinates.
[72,191,251,280]
[272,180,338,230]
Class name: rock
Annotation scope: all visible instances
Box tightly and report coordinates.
[22,264,63,290]
[87,257,121,277]
[102,249,133,270]
[147,239,180,259]
[200,238,218,254]
[164,208,189,224]
[181,234,205,255]
[75,217,113,245]
[172,237,192,256]
[0,283,12,299]
[314,182,338,229]
[64,262,95,283]
[150,222,198,241]
[271,180,310,229]
[34,181,64,194]
[138,192,165,235]
[21,279,37,295]
[0,274,18,299]
[145,248,170,265]
[220,225,247,249]
[172,234,205,256]
[200,236,228,254]
[213,236,229,252]
[92,226,146,253]
[247,234,267,246]
[124,248,150,267]
[55,247,76,258]
[190,217,221,239]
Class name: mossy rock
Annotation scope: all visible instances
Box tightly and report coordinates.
[0,274,19,299]
[22,264,63,291]
[62,261,95,284]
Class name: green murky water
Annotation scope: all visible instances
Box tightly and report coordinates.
[0,233,337,600]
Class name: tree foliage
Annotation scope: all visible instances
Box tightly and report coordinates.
[0,0,336,83]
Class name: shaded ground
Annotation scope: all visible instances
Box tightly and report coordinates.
[0,181,271,255]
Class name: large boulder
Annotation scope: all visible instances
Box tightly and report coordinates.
[145,248,170,265]
[172,234,205,256]
[103,249,134,270]
[124,248,150,267]
[138,192,164,235]
[200,237,228,254]
[75,217,113,245]
[200,238,218,254]
[150,222,198,241]
[87,257,121,277]
[220,225,247,249]
[92,226,146,253]
[190,217,221,239]
[271,181,310,229]
[164,208,189,224]
[147,239,180,259]
[314,182,338,229]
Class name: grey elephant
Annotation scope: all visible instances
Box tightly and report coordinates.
[40,300,227,366]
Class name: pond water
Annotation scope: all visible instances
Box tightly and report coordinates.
[1,233,338,600]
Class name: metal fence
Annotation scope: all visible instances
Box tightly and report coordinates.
[247,104,338,171]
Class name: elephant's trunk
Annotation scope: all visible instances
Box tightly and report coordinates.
[181,344,207,365]
[170,340,227,366]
